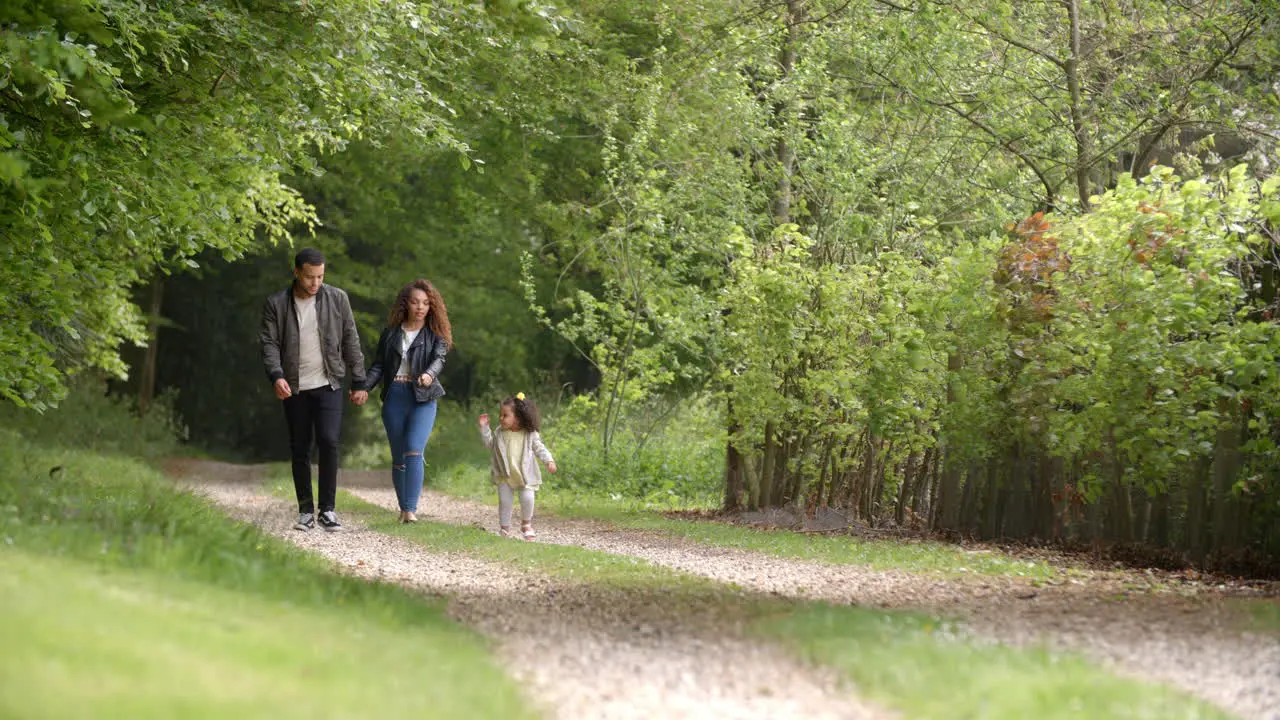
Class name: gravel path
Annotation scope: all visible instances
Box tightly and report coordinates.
[174,461,885,720]
[345,481,1280,720]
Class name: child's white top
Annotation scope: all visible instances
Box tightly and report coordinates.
[480,425,555,490]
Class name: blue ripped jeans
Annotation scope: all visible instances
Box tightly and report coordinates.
[381,382,438,512]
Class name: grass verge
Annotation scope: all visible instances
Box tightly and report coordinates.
[756,603,1238,720]
[429,484,1058,580]
[268,473,712,595]
[410,408,1053,580]
[555,497,1054,579]
[1235,597,1280,634]
[0,429,529,719]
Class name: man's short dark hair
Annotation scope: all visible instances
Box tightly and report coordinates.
[295,248,326,269]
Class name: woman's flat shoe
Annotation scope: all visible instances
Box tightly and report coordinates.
[404,512,418,523]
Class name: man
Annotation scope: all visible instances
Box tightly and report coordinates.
[260,248,369,532]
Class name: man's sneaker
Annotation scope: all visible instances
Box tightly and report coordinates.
[318,511,343,532]
[294,512,316,531]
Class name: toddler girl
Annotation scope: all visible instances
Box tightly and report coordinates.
[478,393,557,540]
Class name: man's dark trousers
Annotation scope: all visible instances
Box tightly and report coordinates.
[283,386,343,513]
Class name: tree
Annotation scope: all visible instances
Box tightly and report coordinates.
[1,0,490,409]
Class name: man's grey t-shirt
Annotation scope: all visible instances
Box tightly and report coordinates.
[293,294,330,391]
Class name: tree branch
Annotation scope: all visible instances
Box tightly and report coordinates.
[944,1,1067,69]
[1129,17,1259,172]
[859,64,1059,210]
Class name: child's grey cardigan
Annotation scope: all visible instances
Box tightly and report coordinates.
[480,426,555,489]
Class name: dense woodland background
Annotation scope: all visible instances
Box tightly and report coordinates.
[4,0,1280,571]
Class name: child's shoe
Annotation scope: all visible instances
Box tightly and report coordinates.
[498,525,512,538]
[521,522,537,541]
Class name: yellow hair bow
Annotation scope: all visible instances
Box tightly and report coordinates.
[515,392,526,401]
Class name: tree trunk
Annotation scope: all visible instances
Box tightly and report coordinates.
[138,277,165,414]
[1211,398,1242,557]
[896,450,920,526]
[1108,468,1134,544]
[1065,0,1093,210]
[759,421,778,509]
[1035,454,1059,540]
[1135,495,1152,544]
[815,436,835,510]
[723,396,745,513]
[771,0,805,224]
[785,432,812,506]
[918,444,938,521]
[980,460,1001,538]
[936,352,964,531]
[1007,448,1030,538]
[1185,457,1210,565]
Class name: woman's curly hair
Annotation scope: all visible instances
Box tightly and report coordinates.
[387,279,453,347]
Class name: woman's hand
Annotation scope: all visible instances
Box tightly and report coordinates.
[418,373,434,387]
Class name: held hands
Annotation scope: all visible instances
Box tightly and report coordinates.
[276,380,368,406]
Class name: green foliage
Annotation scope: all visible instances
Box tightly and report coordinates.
[0,376,185,459]
[1015,168,1280,484]
[543,394,725,504]
[9,0,1280,562]
[0,0,526,409]
[502,0,1280,560]
[406,396,723,506]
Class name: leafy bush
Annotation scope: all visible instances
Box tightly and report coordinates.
[542,394,724,506]
[0,377,186,459]
[410,393,724,508]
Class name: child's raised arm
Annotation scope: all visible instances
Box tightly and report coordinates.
[478,414,495,448]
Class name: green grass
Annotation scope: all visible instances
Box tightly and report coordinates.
[1235,597,1280,634]
[271,477,715,594]
[474,491,1055,580]
[757,603,1238,720]
[0,550,526,719]
[0,428,531,719]
[429,460,500,502]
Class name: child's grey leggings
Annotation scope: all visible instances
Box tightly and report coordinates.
[498,484,536,526]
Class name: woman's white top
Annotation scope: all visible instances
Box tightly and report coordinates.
[396,326,421,377]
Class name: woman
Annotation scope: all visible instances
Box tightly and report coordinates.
[362,279,452,522]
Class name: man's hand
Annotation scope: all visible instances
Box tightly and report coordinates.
[478,413,489,428]
[349,390,368,406]
[418,373,434,387]
[273,378,292,400]
[546,461,558,474]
